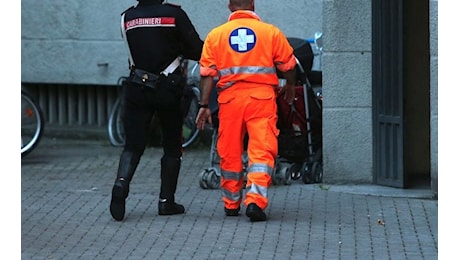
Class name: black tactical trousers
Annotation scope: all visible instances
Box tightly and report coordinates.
[121,76,184,159]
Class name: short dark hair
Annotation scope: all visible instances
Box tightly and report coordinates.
[229,0,252,8]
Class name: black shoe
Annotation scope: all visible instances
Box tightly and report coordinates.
[245,203,267,222]
[158,199,185,215]
[225,207,240,216]
[110,182,126,221]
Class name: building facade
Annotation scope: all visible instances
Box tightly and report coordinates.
[21,0,438,197]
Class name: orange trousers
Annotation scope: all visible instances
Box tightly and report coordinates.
[216,83,279,210]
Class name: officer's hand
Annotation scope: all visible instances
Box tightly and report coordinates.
[195,108,212,130]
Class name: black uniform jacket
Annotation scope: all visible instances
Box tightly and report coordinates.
[123,0,203,74]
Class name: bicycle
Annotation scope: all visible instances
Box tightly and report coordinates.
[21,89,45,157]
[107,61,201,148]
[106,77,127,147]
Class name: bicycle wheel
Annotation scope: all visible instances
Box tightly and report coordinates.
[107,97,125,147]
[181,86,201,148]
[21,91,45,157]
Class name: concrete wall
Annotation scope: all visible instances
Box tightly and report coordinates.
[321,0,373,183]
[21,0,323,85]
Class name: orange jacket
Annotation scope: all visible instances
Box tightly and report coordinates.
[200,10,296,91]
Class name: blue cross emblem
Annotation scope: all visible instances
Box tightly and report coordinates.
[229,27,256,53]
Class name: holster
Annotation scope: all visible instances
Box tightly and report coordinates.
[130,68,160,89]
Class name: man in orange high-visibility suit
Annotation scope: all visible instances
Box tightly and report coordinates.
[195,0,297,222]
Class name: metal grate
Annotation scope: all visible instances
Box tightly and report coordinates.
[21,83,120,127]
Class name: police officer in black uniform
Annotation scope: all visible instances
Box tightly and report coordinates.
[110,0,203,221]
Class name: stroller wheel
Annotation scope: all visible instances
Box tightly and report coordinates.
[290,163,302,180]
[301,162,314,184]
[275,163,291,185]
[283,166,293,185]
[206,167,221,189]
[271,171,279,186]
[312,162,323,183]
[198,169,210,189]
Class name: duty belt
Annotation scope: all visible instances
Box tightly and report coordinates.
[130,68,159,89]
[129,56,181,89]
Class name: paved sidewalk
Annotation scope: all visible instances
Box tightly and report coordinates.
[21,137,438,259]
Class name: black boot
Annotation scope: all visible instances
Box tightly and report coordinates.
[110,151,140,221]
[246,203,267,222]
[158,157,185,215]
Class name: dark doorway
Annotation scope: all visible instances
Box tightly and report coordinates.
[372,0,431,189]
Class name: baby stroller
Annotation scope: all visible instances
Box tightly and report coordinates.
[198,37,323,189]
[273,37,323,185]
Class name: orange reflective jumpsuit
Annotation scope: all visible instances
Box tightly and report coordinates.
[200,10,296,211]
